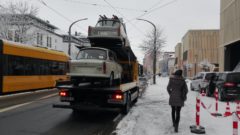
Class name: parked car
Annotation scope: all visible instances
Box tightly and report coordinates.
[190,72,217,91]
[205,72,220,97]
[88,15,130,47]
[215,72,240,101]
[68,47,122,86]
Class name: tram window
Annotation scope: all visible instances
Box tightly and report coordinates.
[59,63,65,75]
[3,55,8,75]
[3,55,67,76]
[24,58,32,75]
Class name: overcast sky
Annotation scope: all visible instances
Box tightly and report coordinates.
[1,0,220,63]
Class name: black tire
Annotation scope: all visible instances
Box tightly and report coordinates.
[122,93,131,114]
[133,89,139,103]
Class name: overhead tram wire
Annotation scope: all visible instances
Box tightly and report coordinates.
[127,0,178,23]
[37,0,88,34]
[137,0,178,19]
[64,0,147,13]
[103,0,145,36]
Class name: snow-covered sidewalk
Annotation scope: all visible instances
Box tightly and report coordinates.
[114,77,237,135]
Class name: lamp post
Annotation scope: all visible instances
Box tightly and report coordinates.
[137,18,157,84]
[68,18,88,56]
[194,55,198,76]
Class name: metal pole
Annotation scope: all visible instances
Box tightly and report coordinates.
[68,18,88,57]
[194,55,197,76]
[137,18,157,84]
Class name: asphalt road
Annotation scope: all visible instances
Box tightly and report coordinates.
[0,89,122,135]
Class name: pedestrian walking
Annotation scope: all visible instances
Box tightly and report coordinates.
[208,74,216,96]
[167,69,188,132]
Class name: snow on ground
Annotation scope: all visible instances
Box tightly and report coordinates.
[114,76,239,135]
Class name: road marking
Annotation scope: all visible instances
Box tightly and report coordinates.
[113,113,122,123]
[0,102,32,113]
[0,93,58,113]
[38,93,58,100]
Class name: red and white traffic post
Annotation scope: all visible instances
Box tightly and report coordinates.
[211,88,222,117]
[190,94,206,134]
[233,112,238,135]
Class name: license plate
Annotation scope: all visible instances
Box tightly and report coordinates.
[99,31,109,36]
[60,97,74,101]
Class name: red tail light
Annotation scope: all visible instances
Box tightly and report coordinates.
[88,26,92,36]
[59,90,68,97]
[224,82,236,87]
[103,62,106,74]
[113,94,123,100]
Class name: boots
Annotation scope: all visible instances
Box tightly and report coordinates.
[174,122,179,133]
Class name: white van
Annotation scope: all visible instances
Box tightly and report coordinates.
[190,72,216,91]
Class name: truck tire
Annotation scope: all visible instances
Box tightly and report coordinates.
[133,89,139,103]
[122,93,131,114]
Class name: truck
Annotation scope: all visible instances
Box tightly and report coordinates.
[53,15,139,114]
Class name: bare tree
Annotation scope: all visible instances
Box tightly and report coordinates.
[139,26,166,57]
[0,1,38,43]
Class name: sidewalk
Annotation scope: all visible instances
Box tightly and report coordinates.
[114,77,235,135]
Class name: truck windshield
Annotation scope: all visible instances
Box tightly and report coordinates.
[76,49,107,60]
[96,20,120,27]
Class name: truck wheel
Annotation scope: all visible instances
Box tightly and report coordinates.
[122,93,131,114]
[133,89,139,103]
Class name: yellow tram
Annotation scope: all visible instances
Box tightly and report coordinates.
[0,39,69,94]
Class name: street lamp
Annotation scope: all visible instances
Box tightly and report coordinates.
[137,18,157,84]
[68,18,88,57]
[194,54,198,76]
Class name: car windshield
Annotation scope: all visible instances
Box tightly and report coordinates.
[76,49,107,60]
[96,20,120,27]
[227,73,240,82]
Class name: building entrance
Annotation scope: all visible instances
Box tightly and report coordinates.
[224,41,240,71]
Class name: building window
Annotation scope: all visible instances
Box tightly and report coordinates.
[37,33,43,45]
[47,36,52,48]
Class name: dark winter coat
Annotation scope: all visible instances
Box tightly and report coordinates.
[167,75,188,107]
